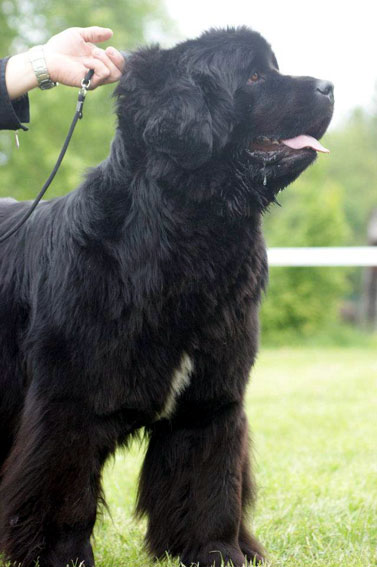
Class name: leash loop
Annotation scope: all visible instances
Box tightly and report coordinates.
[0,69,95,244]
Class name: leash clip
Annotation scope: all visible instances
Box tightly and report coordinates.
[80,76,91,96]
[76,70,94,119]
[76,81,90,118]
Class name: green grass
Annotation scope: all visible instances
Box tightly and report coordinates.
[2,348,377,566]
[94,348,377,567]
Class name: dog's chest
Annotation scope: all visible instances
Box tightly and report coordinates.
[158,353,194,419]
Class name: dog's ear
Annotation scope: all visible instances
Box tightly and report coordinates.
[143,79,213,170]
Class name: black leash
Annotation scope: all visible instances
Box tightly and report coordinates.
[0,69,94,244]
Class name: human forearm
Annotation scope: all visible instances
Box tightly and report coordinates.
[0,57,30,130]
[5,53,38,100]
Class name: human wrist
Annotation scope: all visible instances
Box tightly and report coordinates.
[5,52,38,100]
[28,45,57,90]
[42,48,61,85]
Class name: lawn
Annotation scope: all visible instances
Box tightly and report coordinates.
[2,348,377,567]
[94,348,377,567]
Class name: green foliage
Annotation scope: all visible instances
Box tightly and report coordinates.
[1,0,170,53]
[261,174,350,342]
[260,104,377,342]
[324,109,377,244]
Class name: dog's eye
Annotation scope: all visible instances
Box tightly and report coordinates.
[248,72,260,84]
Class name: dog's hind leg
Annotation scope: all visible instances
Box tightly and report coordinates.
[137,402,259,567]
[0,388,114,567]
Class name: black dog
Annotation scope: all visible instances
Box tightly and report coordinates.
[0,27,333,567]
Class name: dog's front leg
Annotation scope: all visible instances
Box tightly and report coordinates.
[137,399,261,567]
[0,388,113,567]
[136,293,265,566]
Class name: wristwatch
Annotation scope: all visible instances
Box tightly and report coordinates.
[28,45,57,90]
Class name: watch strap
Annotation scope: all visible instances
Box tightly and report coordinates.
[29,45,57,90]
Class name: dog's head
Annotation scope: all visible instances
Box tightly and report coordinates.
[115,27,334,213]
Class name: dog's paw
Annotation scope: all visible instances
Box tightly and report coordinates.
[239,534,266,565]
[180,541,246,567]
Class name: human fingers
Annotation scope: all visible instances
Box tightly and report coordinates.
[82,56,111,88]
[92,47,123,83]
[105,47,126,74]
[79,26,113,44]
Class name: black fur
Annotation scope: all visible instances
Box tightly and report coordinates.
[0,27,333,566]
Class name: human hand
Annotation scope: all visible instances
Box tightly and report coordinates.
[44,26,125,89]
[6,26,125,100]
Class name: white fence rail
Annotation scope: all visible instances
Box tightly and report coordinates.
[267,247,377,267]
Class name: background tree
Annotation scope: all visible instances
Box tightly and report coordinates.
[261,177,350,342]
[261,103,377,341]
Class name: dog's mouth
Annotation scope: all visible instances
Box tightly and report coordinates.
[247,134,329,156]
[236,132,330,197]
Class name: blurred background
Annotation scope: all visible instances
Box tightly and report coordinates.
[1,0,377,347]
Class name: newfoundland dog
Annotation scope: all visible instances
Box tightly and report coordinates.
[0,26,333,567]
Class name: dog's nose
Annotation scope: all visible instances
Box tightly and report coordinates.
[316,80,334,103]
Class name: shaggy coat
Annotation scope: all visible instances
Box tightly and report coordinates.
[0,27,333,567]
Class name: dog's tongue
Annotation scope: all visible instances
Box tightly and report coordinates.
[281,135,329,153]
